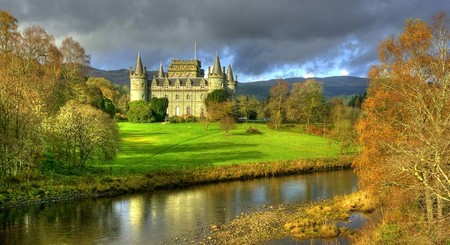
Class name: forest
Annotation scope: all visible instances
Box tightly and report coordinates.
[0,11,127,183]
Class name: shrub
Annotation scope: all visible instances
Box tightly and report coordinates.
[246,126,261,134]
[376,223,403,244]
[305,125,328,136]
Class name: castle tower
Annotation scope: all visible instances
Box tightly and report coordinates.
[226,64,237,96]
[207,53,226,91]
[130,53,148,101]
[158,62,165,78]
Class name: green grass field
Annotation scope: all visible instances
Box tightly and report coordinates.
[99,122,340,174]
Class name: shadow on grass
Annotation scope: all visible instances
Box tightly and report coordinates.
[116,141,265,171]
[120,132,169,137]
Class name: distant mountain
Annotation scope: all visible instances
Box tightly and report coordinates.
[87,67,367,98]
[237,76,368,99]
[87,67,158,87]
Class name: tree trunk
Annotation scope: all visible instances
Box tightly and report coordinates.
[425,187,434,223]
[436,194,444,220]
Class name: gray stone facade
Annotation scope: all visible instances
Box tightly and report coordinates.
[129,53,236,117]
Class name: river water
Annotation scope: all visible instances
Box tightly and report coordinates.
[0,169,358,244]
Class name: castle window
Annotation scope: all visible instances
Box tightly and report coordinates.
[186,94,190,100]
[186,106,191,115]
[175,94,180,100]
[175,106,180,116]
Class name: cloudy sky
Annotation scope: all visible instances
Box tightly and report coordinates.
[3,0,449,82]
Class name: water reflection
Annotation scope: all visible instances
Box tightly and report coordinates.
[0,169,357,244]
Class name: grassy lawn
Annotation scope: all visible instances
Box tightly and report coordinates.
[97,122,340,174]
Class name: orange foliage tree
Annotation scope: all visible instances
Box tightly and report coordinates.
[355,13,450,223]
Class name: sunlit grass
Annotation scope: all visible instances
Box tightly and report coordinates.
[95,122,341,174]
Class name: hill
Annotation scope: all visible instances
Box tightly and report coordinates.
[237,76,368,99]
[87,67,158,86]
[87,67,367,98]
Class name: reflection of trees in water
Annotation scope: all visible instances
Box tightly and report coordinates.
[0,170,357,244]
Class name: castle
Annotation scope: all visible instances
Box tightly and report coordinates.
[129,53,237,117]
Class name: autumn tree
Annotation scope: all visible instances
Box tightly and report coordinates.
[237,95,259,122]
[0,10,20,53]
[356,13,450,224]
[267,79,289,129]
[328,98,358,154]
[0,15,58,183]
[46,101,120,168]
[0,12,121,183]
[287,79,327,125]
[60,37,90,81]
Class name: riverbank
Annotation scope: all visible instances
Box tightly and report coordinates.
[195,191,376,244]
[0,156,353,210]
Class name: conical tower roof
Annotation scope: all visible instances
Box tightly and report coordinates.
[134,52,144,75]
[227,64,235,82]
[212,52,222,74]
[158,62,164,78]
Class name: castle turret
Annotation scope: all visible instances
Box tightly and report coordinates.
[226,64,237,96]
[207,53,226,91]
[130,53,148,101]
[158,62,164,78]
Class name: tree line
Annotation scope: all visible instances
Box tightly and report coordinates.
[0,11,122,185]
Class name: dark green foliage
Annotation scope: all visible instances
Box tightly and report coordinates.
[127,100,153,123]
[205,89,228,105]
[150,97,169,122]
[169,115,198,123]
[347,92,366,108]
[103,97,116,115]
[127,98,169,123]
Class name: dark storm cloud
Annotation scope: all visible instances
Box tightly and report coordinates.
[2,0,449,81]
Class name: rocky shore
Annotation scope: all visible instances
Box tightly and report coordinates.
[163,191,375,244]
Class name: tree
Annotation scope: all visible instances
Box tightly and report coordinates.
[216,101,236,134]
[267,79,289,129]
[328,98,358,154]
[287,79,327,125]
[0,10,20,53]
[206,101,235,133]
[237,95,259,122]
[127,100,153,123]
[46,101,120,168]
[150,97,169,122]
[205,89,227,106]
[355,13,450,223]
[0,12,120,183]
[60,37,90,81]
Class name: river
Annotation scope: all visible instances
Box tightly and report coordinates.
[0,169,358,244]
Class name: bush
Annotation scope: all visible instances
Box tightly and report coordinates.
[305,125,328,136]
[376,223,403,244]
[168,115,198,123]
[246,126,261,134]
[127,100,153,123]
